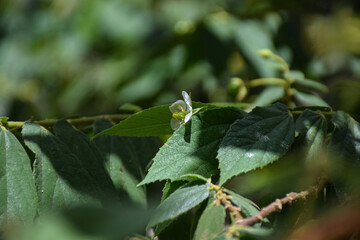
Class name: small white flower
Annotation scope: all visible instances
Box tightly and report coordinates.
[169,91,193,130]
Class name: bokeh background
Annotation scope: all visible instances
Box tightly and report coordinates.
[1,0,360,121]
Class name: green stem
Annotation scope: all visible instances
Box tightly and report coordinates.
[258,49,289,73]
[5,114,130,129]
[272,54,290,73]
[246,78,288,88]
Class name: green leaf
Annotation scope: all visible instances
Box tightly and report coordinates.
[328,111,360,199]
[285,70,328,93]
[139,107,246,185]
[295,109,327,163]
[161,180,187,202]
[95,102,212,137]
[157,211,193,240]
[218,103,295,185]
[180,174,209,182]
[296,78,328,93]
[213,236,236,240]
[155,180,189,236]
[22,122,102,214]
[0,126,37,225]
[237,227,273,238]
[147,183,210,229]
[294,91,329,107]
[93,120,161,180]
[53,120,117,199]
[205,13,234,42]
[132,235,151,240]
[92,119,161,206]
[225,190,260,218]
[193,204,225,240]
[284,70,305,81]
[119,103,143,113]
[154,220,172,237]
[119,173,146,206]
[213,226,272,239]
[254,85,285,106]
[291,106,332,112]
[233,19,277,77]
[0,117,8,125]
[14,204,152,240]
[210,102,250,109]
[329,111,360,162]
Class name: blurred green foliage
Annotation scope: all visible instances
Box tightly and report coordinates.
[1,0,360,119]
[1,1,360,239]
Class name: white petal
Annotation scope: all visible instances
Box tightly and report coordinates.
[170,118,182,130]
[182,91,192,111]
[169,100,186,113]
[184,112,192,123]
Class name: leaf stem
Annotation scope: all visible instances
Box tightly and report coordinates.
[290,110,335,117]
[246,78,288,88]
[5,114,130,130]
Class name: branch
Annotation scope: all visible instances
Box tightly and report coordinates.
[5,114,130,129]
[236,185,322,226]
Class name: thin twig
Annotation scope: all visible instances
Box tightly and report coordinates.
[236,185,322,226]
[5,114,130,129]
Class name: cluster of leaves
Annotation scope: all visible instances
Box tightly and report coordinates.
[227,49,330,108]
[1,92,360,239]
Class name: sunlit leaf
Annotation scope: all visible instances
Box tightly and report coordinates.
[218,103,295,185]
[139,107,245,185]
